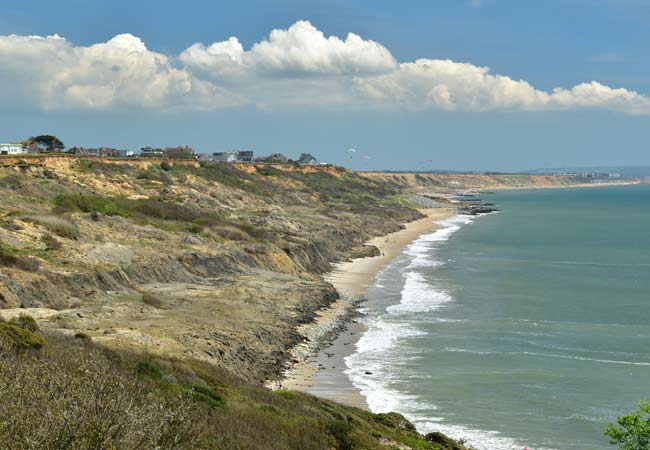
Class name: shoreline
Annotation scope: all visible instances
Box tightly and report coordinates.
[276,207,455,407]
[275,181,644,409]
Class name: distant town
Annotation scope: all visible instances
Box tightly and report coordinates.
[0,135,324,165]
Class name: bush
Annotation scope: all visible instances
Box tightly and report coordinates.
[41,234,62,250]
[0,245,40,272]
[0,336,202,449]
[53,193,132,217]
[213,225,251,241]
[191,385,225,408]
[160,161,172,172]
[141,293,165,309]
[0,322,46,351]
[73,332,91,341]
[605,401,650,450]
[9,314,39,332]
[24,214,79,239]
[135,360,163,379]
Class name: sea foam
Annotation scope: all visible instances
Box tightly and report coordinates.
[344,214,532,450]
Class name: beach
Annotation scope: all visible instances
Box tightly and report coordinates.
[279,207,455,407]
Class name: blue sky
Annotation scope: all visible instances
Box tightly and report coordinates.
[1,0,649,171]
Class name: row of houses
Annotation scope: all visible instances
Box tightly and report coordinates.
[2,138,324,165]
[204,151,320,165]
[140,146,195,158]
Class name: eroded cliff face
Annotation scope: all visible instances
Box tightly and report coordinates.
[0,158,420,382]
[357,171,626,190]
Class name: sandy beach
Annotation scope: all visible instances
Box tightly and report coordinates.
[279,207,455,407]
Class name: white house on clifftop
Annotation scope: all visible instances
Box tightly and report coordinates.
[0,143,26,155]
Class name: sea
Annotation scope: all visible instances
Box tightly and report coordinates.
[345,184,650,450]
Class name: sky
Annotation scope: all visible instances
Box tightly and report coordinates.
[1,0,650,171]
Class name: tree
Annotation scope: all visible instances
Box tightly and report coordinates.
[26,135,64,153]
[605,401,650,450]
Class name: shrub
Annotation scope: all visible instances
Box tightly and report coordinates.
[13,257,40,272]
[605,401,650,450]
[0,336,202,449]
[24,214,79,239]
[141,292,165,309]
[135,360,163,379]
[0,322,46,351]
[213,225,251,241]
[2,220,23,231]
[73,332,91,341]
[0,245,40,272]
[191,385,225,408]
[41,234,62,250]
[53,193,132,217]
[8,314,39,332]
[77,159,95,172]
[187,223,203,234]
[160,161,172,171]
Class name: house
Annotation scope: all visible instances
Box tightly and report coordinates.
[212,151,239,162]
[164,146,194,159]
[140,147,165,157]
[255,153,288,163]
[297,153,319,165]
[213,150,255,162]
[0,142,27,155]
[236,150,254,162]
[68,147,125,157]
[195,153,214,162]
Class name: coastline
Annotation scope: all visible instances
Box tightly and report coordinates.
[276,181,644,410]
[277,207,455,407]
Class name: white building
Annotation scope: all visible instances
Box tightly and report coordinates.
[0,143,26,155]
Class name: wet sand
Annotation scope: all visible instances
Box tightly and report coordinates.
[280,207,455,408]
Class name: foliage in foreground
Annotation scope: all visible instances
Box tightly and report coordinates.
[0,318,467,450]
[606,401,650,450]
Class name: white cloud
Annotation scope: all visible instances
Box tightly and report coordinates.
[0,33,239,111]
[180,20,397,77]
[1,21,649,114]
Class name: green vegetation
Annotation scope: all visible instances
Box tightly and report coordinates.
[26,135,64,152]
[0,325,467,450]
[0,316,45,351]
[606,401,650,450]
[40,233,62,250]
[0,245,40,271]
[141,292,166,309]
[23,214,80,239]
[9,313,40,332]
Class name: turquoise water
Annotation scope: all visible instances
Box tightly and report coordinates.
[346,184,650,450]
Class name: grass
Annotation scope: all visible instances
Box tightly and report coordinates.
[0,324,468,450]
[141,292,166,309]
[0,245,40,272]
[51,192,272,241]
[22,214,80,239]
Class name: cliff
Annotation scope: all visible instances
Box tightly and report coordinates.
[0,157,424,383]
[358,171,631,191]
[1,157,611,449]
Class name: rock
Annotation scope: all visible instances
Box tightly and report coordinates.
[459,205,499,215]
[182,234,204,245]
[425,432,467,450]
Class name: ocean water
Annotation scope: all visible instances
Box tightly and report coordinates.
[345,184,650,450]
